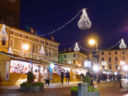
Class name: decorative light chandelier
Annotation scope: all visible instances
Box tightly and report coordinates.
[78,8,91,30]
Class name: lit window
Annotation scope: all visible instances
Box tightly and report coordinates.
[11,31,13,34]
[109,57,111,62]
[73,54,76,57]
[26,36,28,39]
[109,65,112,70]
[101,51,104,55]
[122,51,125,54]
[122,57,125,60]
[42,41,44,44]
[101,57,104,61]
[115,57,118,61]
[115,51,118,55]
[20,34,22,37]
[115,64,118,70]
[64,55,66,58]
[46,42,48,45]
[108,52,111,55]
[102,65,105,69]
[2,37,6,46]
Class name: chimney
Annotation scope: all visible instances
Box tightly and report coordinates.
[68,48,72,52]
[30,27,34,33]
[51,35,54,41]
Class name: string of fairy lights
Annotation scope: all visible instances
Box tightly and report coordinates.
[40,8,91,36]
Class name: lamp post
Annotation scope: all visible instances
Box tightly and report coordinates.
[88,39,99,82]
[88,39,98,56]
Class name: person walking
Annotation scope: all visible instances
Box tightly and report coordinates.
[61,71,64,84]
[66,71,70,84]
[117,74,122,88]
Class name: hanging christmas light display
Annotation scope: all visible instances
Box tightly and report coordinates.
[119,38,126,49]
[40,46,45,55]
[8,47,13,54]
[0,24,8,41]
[74,42,80,52]
[78,8,91,30]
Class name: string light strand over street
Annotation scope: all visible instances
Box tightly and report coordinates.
[40,8,91,36]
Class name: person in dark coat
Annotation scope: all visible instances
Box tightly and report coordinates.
[61,71,64,84]
[66,71,70,84]
[117,74,122,88]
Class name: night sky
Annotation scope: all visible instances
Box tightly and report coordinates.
[20,0,128,50]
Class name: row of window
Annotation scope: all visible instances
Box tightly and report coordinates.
[101,51,126,55]
[101,56,126,62]
[9,38,58,57]
[60,59,83,66]
[10,31,58,48]
[102,65,118,70]
[60,54,85,60]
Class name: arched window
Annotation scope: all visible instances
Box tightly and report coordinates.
[2,37,6,46]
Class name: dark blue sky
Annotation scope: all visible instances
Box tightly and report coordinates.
[20,0,128,50]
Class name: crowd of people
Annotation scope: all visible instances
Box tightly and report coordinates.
[35,68,122,88]
[60,71,70,84]
[43,69,71,86]
[80,71,122,88]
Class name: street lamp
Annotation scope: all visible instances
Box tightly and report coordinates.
[22,44,29,51]
[88,39,98,52]
[89,39,96,45]
[122,65,128,71]
[92,65,99,73]
[93,64,100,82]
[120,61,125,66]
[88,38,99,82]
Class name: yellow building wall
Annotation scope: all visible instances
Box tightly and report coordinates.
[0,54,11,81]
[0,25,9,52]
[59,51,87,67]
[99,49,128,72]
[0,24,59,62]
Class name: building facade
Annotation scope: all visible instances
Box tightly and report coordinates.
[0,24,59,84]
[58,49,87,68]
[99,39,128,73]
[0,24,59,62]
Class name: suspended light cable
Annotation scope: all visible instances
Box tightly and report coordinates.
[102,39,121,50]
[40,9,82,36]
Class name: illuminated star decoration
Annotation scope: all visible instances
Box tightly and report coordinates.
[78,8,91,30]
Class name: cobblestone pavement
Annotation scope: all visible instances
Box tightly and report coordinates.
[0,82,128,96]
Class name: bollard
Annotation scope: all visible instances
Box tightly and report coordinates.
[78,83,88,96]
